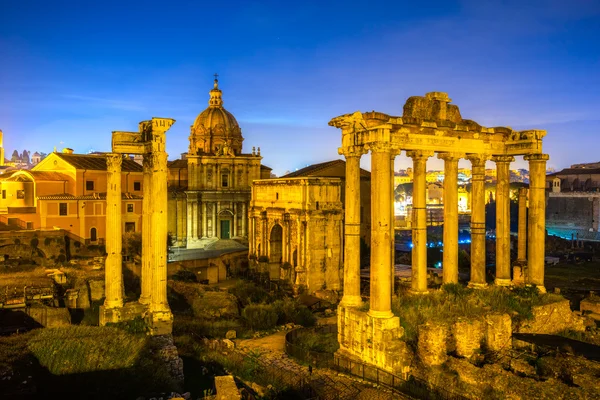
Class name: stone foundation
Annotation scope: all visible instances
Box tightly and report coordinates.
[99,301,147,325]
[417,323,448,366]
[453,318,484,358]
[517,300,585,334]
[337,304,411,374]
[484,313,512,352]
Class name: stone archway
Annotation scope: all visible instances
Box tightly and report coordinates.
[269,224,283,264]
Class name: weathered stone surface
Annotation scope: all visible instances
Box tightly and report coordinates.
[225,330,237,339]
[580,295,600,315]
[518,300,585,334]
[537,354,600,392]
[508,358,536,377]
[88,279,105,301]
[214,375,241,400]
[453,318,483,358]
[26,305,71,327]
[313,289,339,304]
[151,335,184,388]
[192,291,239,319]
[417,322,448,366]
[222,339,235,350]
[484,313,512,353]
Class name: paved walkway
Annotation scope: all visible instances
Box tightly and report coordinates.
[235,329,408,399]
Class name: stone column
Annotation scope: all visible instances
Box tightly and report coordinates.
[340,146,364,307]
[186,200,193,243]
[525,153,549,292]
[438,152,462,284]
[149,151,171,315]
[390,151,398,297]
[241,202,247,237]
[407,150,432,293]
[212,203,217,237]
[104,153,123,309]
[493,156,514,286]
[467,154,488,288]
[517,188,527,263]
[369,142,394,318]
[140,154,153,305]
[192,201,198,240]
[232,203,238,237]
[202,202,207,238]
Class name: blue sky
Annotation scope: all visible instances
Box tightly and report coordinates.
[1,0,599,176]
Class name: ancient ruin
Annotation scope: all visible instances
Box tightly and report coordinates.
[330,92,549,373]
[99,117,175,335]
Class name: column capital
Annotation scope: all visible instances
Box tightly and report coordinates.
[338,145,367,158]
[367,141,393,154]
[491,155,515,164]
[106,153,123,172]
[518,187,528,196]
[524,153,549,162]
[437,152,464,162]
[406,150,434,161]
[466,153,490,167]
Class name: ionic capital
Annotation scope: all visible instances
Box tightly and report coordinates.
[524,153,549,163]
[491,155,515,164]
[406,150,434,161]
[437,152,464,162]
[106,153,122,172]
[338,145,367,158]
[466,153,490,167]
[367,141,393,154]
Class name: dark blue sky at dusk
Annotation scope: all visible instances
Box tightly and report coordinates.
[1,0,599,176]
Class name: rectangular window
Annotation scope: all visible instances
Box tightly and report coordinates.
[125,222,135,232]
[2,190,5,199]
[133,181,141,191]
[86,181,94,191]
[16,190,25,199]
[127,203,134,213]
[221,174,229,187]
[59,203,68,216]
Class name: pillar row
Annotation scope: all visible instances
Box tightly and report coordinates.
[493,155,514,286]
[467,154,489,288]
[104,153,124,309]
[438,152,462,284]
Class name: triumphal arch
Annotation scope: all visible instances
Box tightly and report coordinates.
[330,92,548,373]
[99,117,175,335]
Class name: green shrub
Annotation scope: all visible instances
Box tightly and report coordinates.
[230,280,271,307]
[242,304,278,330]
[273,298,316,327]
[106,316,148,334]
[172,269,197,283]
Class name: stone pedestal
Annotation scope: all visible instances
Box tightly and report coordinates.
[337,304,411,374]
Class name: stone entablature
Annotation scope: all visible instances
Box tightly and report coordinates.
[331,92,549,374]
[249,177,343,293]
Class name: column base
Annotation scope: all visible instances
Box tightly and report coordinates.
[368,309,394,319]
[408,288,430,295]
[340,294,362,307]
[99,302,147,326]
[467,281,488,289]
[146,310,174,336]
[494,278,513,287]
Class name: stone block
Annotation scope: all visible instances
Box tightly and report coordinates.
[484,313,512,353]
[222,339,235,350]
[417,322,448,366]
[453,318,483,358]
[26,305,71,327]
[215,375,241,400]
[88,279,105,301]
[580,296,600,315]
[225,330,237,339]
[518,300,585,334]
[314,289,339,303]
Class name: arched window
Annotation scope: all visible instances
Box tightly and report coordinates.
[90,227,97,242]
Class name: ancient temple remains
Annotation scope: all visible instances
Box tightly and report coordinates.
[100,117,175,335]
[330,92,548,373]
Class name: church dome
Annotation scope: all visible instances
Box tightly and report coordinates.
[189,77,244,155]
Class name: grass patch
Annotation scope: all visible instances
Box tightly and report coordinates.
[393,284,565,344]
[293,329,339,353]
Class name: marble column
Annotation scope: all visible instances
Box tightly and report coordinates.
[341,146,364,307]
[517,188,527,263]
[408,150,432,293]
[212,203,217,237]
[438,152,462,284]
[525,153,549,292]
[233,203,238,237]
[202,202,207,238]
[104,153,123,309]
[493,156,514,286]
[467,154,488,288]
[140,154,153,305]
[149,151,171,315]
[369,142,394,318]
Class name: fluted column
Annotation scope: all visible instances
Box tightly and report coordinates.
[202,202,207,238]
[467,154,489,288]
[140,154,153,305]
[104,153,123,309]
[150,151,171,314]
[517,188,527,263]
[241,202,247,237]
[212,203,217,237]
[438,152,462,284]
[493,156,514,286]
[369,142,394,317]
[340,146,365,307]
[525,153,549,292]
[233,203,238,237]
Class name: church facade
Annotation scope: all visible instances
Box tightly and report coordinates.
[168,78,271,248]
